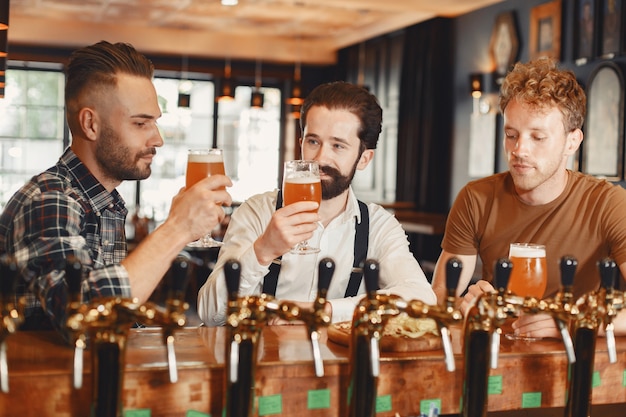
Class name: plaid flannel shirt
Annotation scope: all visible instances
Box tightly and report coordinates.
[0,148,131,332]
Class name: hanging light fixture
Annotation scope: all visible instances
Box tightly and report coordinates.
[286,61,303,106]
[218,57,235,102]
[177,55,192,108]
[250,59,264,108]
[0,0,9,30]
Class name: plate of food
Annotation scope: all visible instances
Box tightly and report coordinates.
[327,314,442,352]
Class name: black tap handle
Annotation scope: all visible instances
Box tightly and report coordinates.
[363,259,379,299]
[493,258,513,292]
[65,255,83,302]
[318,258,335,295]
[598,258,617,291]
[0,254,19,298]
[560,256,578,288]
[168,254,192,300]
[224,259,241,302]
[446,258,463,297]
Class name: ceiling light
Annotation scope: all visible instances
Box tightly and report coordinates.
[218,57,235,102]
[250,59,264,109]
[221,0,238,6]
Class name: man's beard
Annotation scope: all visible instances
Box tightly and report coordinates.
[320,158,359,200]
[95,124,155,182]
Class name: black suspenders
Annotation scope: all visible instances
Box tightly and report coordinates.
[262,190,369,297]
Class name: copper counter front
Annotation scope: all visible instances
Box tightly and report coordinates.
[1,325,625,416]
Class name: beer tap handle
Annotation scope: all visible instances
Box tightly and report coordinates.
[555,256,577,364]
[224,259,242,384]
[363,259,379,301]
[493,258,513,294]
[559,256,577,292]
[598,258,618,363]
[370,336,381,378]
[63,256,86,389]
[445,257,463,300]
[65,256,83,304]
[317,258,334,300]
[310,258,334,378]
[225,259,242,304]
[599,258,617,291]
[167,254,192,302]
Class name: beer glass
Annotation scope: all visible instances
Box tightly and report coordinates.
[282,160,322,255]
[506,243,548,341]
[186,148,226,248]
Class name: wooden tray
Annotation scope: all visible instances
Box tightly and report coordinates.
[327,321,443,352]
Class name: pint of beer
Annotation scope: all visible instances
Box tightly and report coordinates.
[508,243,547,298]
[282,160,321,254]
[186,149,226,190]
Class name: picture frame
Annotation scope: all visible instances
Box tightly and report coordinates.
[574,0,598,63]
[529,0,562,61]
[581,62,625,180]
[600,0,623,58]
[489,11,520,82]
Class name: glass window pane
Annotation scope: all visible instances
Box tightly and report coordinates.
[217,86,281,202]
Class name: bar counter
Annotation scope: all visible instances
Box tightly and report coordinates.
[2,324,625,416]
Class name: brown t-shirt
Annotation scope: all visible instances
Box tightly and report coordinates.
[442,170,626,298]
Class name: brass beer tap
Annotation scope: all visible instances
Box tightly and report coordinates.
[65,254,192,417]
[223,258,335,417]
[565,258,625,417]
[0,255,25,393]
[462,257,578,417]
[348,259,463,417]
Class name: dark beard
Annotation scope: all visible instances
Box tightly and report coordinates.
[95,124,154,181]
[320,158,359,200]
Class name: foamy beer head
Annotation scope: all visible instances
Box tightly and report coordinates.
[509,243,546,259]
[508,243,547,298]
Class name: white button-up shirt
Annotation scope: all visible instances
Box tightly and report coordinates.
[197,188,436,326]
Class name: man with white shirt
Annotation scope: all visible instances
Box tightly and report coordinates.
[198,81,436,326]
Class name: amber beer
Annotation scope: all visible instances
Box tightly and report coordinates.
[508,243,548,298]
[186,149,226,190]
[283,177,322,210]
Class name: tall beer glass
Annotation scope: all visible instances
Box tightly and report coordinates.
[506,243,548,341]
[186,148,226,248]
[283,160,321,254]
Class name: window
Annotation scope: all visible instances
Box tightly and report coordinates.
[0,66,66,207]
[217,86,282,202]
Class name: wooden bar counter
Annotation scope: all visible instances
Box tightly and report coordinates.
[2,324,626,416]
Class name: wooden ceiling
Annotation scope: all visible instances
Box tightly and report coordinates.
[8,0,503,65]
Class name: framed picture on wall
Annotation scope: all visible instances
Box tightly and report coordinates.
[574,0,598,63]
[489,11,520,82]
[600,0,623,57]
[581,62,625,179]
[529,0,562,61]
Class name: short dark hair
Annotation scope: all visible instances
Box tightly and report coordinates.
[65,41,154,106]
[300,81,382,151]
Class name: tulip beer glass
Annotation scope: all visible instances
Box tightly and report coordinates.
[283,160,322,254]
[508,243,548,298]
[186,148,226,248]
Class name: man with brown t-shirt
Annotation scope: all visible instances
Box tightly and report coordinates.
[431,57,626,338]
